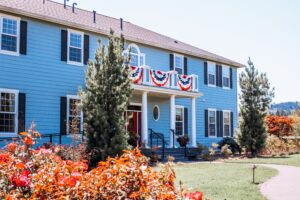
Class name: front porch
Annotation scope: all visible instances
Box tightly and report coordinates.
[127,66,202,148]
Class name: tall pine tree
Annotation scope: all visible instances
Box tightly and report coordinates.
[81,30,132,161]
[238,58,274,156]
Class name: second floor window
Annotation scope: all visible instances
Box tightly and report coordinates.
[208,63,216,86]
[68,30,83,65]
[124,44,145,67]
[223,66,230,88]
[174,54,183,74]
[208,109,216,137]
[0,16,19,55]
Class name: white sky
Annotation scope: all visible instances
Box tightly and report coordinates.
[53,0,300,103]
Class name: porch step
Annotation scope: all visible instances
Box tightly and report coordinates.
[142,148,197,162]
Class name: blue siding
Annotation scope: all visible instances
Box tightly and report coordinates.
[0,14,238,147]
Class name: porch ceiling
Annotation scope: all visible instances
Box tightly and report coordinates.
[132,84,203,98]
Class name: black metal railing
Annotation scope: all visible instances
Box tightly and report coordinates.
[149,128,166,160]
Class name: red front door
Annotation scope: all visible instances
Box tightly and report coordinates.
[125,106,142,146]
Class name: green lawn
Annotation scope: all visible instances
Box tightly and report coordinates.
[226,153,300,167]
[174,163,277,200]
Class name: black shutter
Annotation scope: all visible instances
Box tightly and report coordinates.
[60,97,67,135]
[170,54,174,70]
[220,111,223,137]
[230,112,234,137]
[184,107,188,135]
[204,62,208,85]
[217,111,221,137]
[18,93,26,133]
[215,65,219,87]
[184,57,188,75]
[230,68,233,89]
[20,21,27,55]
[84,34,90,65]
[219,65,223,87]
[205,109,208,137]
[61,30,68,61]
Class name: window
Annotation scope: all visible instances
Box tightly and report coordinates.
[68,30,83,65]
[0,89,18,134]
[223,66,230,89]
[208,62,216,86]
[208,109,216,137]
[67,95,83,134]
[174,54,183,74]
[0,15,20,55]
[124,44,145,67]
[153,105,160,121]
[223,111,231,137]
[175,106,184,136]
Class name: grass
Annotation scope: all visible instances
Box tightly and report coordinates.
[225,153,300,167]
[174,163,277,200]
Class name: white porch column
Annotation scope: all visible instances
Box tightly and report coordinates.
[142,91,148,146]
[170,95,176,148]
[191,97,197,147]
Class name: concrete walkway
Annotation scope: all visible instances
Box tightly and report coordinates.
[260,164,300,200]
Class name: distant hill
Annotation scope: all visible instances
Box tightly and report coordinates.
[269,102,300,115]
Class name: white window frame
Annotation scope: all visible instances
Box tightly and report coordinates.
[223,110,231,137]
[175,105,185,136]
[0,88,19,136]
[174,53,184,74]
[0,14,20,56]
[124,43,145,67]
[208,108,217,138]
[67,29,84,66]
[66,95,83,134]
[222,65,230,89]
[207,61,216,87]
[153,105,160,121]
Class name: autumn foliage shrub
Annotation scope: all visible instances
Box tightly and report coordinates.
[0,130,204,200]
[266,115,295,137]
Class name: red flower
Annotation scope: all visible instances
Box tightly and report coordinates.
[57,176,77,187]
[71,172,82,180]
[185,191,203,200]
[0,154,10,163]
[6,143,17,153]
[14,175,30,187]
[66,177,77,187]
[23,136,33,146]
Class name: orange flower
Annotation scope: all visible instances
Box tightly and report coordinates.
[16,162,26,169]
[23,137,33,146]
[19,132,28,137]
[6,143,17,153]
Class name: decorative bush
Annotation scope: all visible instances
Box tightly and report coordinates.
[0,130,204,199]
[266,115,295,137]
[221,144,232,158]
[218,137,241,154]
[177,135,189,147]
[263,135,287,156]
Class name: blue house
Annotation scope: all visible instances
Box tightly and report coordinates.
[0,0,244,147]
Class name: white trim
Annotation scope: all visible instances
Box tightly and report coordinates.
[130,102,142,107]
[0,14,20,56]
[66,95,83,134]
[207,108,217,138]
[175,105,185,137]
[174,53,184,74]
[207,61,216,87]
[0,88,19,135]
[126,43,146,67]
[153,105,160,121]
[67,29,84,66]
[223,110,231,137]
[222,65,231,89]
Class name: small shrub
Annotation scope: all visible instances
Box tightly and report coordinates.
[221,144,232,158]
[177,135,189,147]
[218,137,241,154]
[263,135,287,156]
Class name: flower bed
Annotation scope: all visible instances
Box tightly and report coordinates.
[0,130,204,200]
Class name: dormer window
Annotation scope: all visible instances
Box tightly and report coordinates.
[124,44,145,67]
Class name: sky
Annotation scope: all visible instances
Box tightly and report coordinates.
[53,0,300,103]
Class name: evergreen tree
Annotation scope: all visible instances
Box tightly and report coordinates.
[80,30,132,161]
[238,58,274,156]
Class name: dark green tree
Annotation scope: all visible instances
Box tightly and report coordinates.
[81,30,132,161]
[238,58,274,156]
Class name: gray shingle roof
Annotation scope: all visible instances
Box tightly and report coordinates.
[0,0,245,68]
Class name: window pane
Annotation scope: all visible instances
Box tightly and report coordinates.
[130,47,138,54]
[224,125,230,136]
[208,64,215,74]
[130,54,139,66]
[223,77,229,87]
[224,112,230,124]
[1,35,17,52]
[209,111,215,123]
[223,67,230,77]
[209,124,215,136]
[69,99,81,116]
[175,56,182,68]
[175,68,183,75]
[69,116,81,134]
[208,74,215,85]
[0,93,15,113]
[139,55,144,66]
[176,122,183,135]
[2,18,17,35]
[176,108,183,121]
[0,113,15,133]
[70,33,82,48]
[69,47,82,62]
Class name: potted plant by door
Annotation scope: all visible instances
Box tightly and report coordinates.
[177,135,189,147]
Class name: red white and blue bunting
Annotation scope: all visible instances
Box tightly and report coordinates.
[177,74,192,91]
[150,69,170,87]
[130,66,143,84]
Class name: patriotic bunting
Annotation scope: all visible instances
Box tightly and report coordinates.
[177,74,192,91]
[130,66,143,84]
[150,69,170,87]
